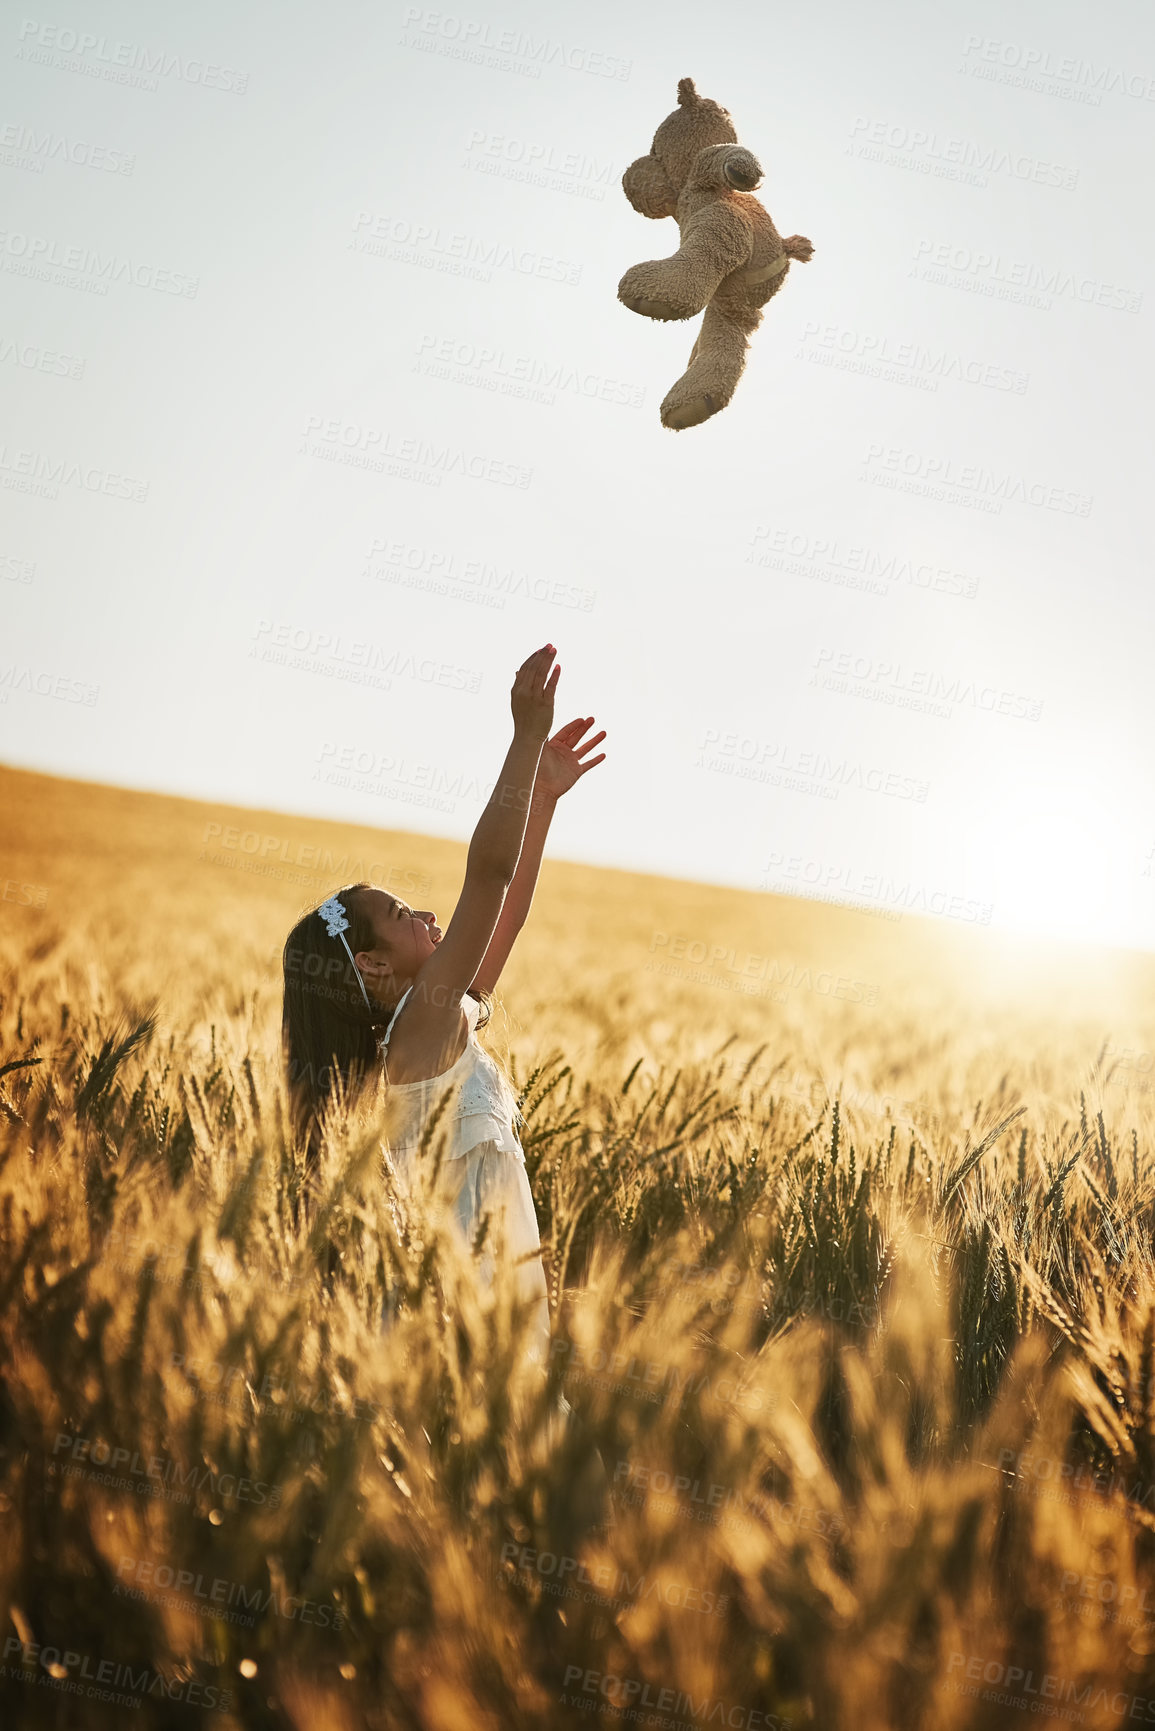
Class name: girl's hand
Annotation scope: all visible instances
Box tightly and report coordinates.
[511,644,560,741]
[536,717,607,800]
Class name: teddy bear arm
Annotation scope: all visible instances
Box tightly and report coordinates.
[669,204,756,304]
[685,202,757,273]
[619,206,753,322]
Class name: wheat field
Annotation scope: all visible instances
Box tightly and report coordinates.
[5,760,1155,1730]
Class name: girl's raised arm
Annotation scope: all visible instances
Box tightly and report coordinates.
[401,644,560,1031]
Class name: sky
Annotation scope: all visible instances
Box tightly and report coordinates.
[2,0,1154,948]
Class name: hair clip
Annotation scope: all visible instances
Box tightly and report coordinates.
[317,896,375,1015]
[318,895,352,938]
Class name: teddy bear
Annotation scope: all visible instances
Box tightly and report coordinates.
[618,77,814,430]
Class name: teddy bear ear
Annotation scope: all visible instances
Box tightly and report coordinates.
[686,144,762,195]
[676,76,698,106]
[622,154,678,219]
[722,149,763,191]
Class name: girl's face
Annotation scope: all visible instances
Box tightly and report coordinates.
[358,888,441,999]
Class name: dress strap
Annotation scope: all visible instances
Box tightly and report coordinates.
[380,984,413,1053]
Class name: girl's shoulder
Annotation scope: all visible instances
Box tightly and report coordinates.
[383,991,473,1087]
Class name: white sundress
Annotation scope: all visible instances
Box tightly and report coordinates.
[378,986,551,1368]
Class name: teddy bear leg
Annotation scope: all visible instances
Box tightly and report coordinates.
[660,305,752,430]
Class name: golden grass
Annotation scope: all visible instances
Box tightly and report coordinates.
[5,761,1155,1729]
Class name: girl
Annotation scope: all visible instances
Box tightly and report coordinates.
[282,643,606,1358]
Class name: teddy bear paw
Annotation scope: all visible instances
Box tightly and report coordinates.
[618,264,697,322]
[661,390,719,431]
[631,296,688,320]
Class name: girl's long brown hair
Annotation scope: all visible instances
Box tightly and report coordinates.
[281,882,491,1177]
[282,883,385,1171]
